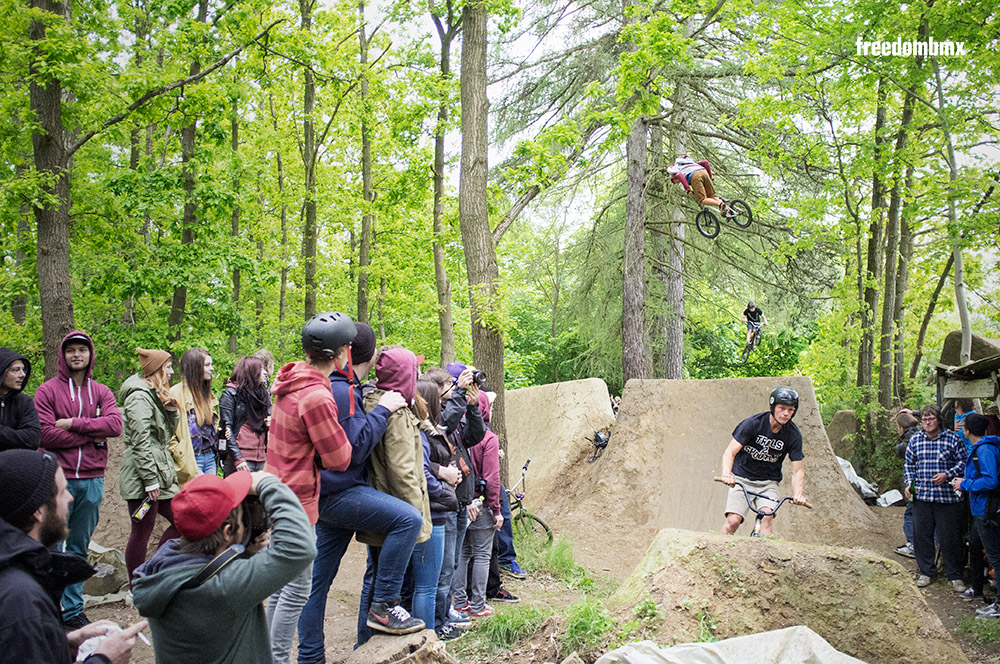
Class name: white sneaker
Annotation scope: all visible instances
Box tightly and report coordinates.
[951,579,968,593]
[894,543,915,558]
[916,575,932,588]
[976,603,1000,619]
[449,607,471,627]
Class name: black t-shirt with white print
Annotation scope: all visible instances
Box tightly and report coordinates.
[731,411,803,482]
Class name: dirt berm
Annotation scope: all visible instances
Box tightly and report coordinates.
[607,529,970,664]
[505,376,892,578]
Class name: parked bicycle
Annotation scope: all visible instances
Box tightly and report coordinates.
[713,477,812,538]
[739,321,765,363]
[696,198,753,239]
[507,459,553,545]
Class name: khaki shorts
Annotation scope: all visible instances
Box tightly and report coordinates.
[724,476,779,521]
[690,169,716,205]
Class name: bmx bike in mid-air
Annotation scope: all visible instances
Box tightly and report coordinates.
[714,477,812,537]
[740,321,765,363]
[695,198,753,239]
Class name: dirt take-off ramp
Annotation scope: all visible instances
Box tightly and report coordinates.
[505,376,890,577]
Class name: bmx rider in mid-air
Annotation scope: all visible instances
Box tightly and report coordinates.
[719,386,807,536]
[742,301,767,347]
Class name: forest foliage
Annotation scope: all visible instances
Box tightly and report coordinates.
[2,0,999,479]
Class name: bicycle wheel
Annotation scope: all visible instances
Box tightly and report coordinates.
[740,342,752,363]
[727,199,753,228]
[695,208,720,239]
[751,327,762,350]
[514,511,553,545]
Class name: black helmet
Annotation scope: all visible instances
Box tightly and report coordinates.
[747,300,756,308]
[301,312,357,360]
[769,386,798,416]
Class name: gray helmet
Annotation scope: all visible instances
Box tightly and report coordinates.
[747,301,756,308]
[301,312,357,360]
[769,386,798,416]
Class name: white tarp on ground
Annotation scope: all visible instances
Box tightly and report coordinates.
[595,626,868,664]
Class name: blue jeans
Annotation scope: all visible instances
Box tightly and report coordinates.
[60,477,104,619]
[267,564,312,664]
[297,485,421,660]
[497,484,515,567]
[903,502,913,543]
[409,524,445,629]
[434,511,458,630]
[195,451,217,475]
[974,515,1000,573]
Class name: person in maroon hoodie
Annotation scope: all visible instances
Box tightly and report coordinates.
[34,331,123,629]
[451,390,502,619]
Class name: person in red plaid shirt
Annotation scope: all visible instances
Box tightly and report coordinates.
[264,312,353,664]
[904,404,967,592]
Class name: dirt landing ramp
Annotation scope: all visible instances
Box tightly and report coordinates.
[826,409,857,460]
[607,529,969,664]
[506,376,889,578]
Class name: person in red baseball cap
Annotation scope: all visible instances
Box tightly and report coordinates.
[130,471,316,664]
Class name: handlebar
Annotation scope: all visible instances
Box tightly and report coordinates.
[713,477,813,510]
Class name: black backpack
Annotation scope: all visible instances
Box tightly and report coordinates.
[969,440,1000,527]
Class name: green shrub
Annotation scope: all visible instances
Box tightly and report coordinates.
[560,597,614,654]
[478,605,549,649]
[956,617,1000,643]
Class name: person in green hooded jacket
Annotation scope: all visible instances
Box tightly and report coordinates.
[120,348,181,580]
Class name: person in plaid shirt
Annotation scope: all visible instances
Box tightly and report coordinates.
[904,404,967,591]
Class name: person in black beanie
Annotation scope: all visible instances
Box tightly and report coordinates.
[0,449,146,663]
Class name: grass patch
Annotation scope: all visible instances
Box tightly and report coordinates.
[515,532,609,593]
[560,597,615,654]
[477,604,549,649]
[957,617,1000,643]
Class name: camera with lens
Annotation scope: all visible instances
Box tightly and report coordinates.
[474,476,488,498]
[241,495,270,544]
[471,370,487,387]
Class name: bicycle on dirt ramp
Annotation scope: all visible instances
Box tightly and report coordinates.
[714,477,812,538]
[696,197,753,239]
[507,459,553,545]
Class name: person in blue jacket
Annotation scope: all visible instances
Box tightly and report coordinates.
[951,413,1000,619]
[296,322,421,664]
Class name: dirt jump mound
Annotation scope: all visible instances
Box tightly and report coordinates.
[505,376,890,578]
[606,528,970,664]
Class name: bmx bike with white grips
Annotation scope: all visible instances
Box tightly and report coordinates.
[715,476,812,537]
[695,198,753,239]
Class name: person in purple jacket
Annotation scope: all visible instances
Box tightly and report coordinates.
[296,322,417,664]
[34,331,123,629]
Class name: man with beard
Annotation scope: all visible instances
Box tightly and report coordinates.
[0,449,145,663]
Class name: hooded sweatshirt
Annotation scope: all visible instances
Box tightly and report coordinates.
[0,348,40,451]
[265,361,352,524]
[131,477,316,664]
[35,331,123,479]
[960,435,1000,517]
[0,517,97,663]
[358,347,432,545]
[319,368,390,496]
[468,391,501,526]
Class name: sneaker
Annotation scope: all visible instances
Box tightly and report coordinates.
[976,603,1000,619]
[488,588,520,603]
[436,623,467,641]
[367,599,425,635]
[894,543,915,559]
[916,575,932,588]
[449,606,471,627]
[961,587,983,600]
[952,579,969,593]
[502,561,528,579]
[62,613,91,631]
[470,604,495,619]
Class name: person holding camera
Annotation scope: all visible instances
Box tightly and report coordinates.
[131,470,315,663]
[35,331,123,629]
[451,390,503,619]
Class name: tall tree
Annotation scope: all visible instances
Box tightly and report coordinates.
[356,0,374,324]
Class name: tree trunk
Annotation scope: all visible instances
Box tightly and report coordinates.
[459,0,507,452]
[12,165,29,325]
[893,166,915,402]
[932,59,971,365]
[663,82,687,380]
[622,115,649,382]
[877,89,915,410]
[269,93,289,353]
[229,96,241,354]
[431,5,459,366]
[30,0,75,378]
[909,254,953,378]
[356,0,373,324]
[300,0,318,321]
[167,0,208,342]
